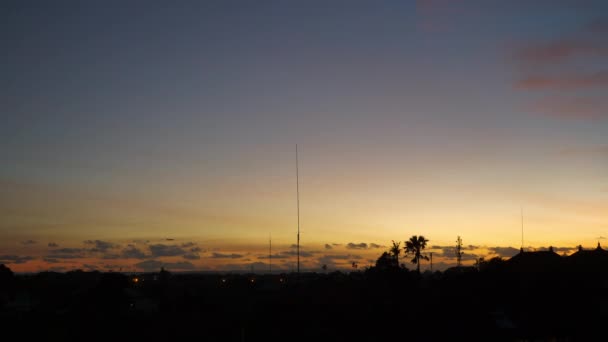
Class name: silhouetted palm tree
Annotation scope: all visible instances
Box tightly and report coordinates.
[405,235,429,274]
[390,240,401,265]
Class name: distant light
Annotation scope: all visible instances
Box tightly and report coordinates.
[279,278,284,282]
[221,278,226,283]
[133,277,139,283]
[250,278,255,283]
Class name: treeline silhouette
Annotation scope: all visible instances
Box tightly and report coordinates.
[1,240,608,341]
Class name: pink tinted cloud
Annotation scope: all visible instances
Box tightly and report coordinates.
[513,16,608,65]
[527,96,608,119]
[515,40,608,64]
[516,70,608,90]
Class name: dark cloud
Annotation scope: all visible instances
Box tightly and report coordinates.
[48,242,59,248]
[182,253,200,260]
[0,255,35,264]
[534,246,576,253]
[21,239,37,245]
[47,254,84,259]
[325,244,333,250]
[48,248,85,259]
[460,253,479,261]
[102,254,122,259]
[487,247,520,257]
[84,240,119,252]
[369,243,384,249]
[149,244,187,257]
[82,264,99,271]
[181,242,196,248]
[211,252,244,259]
[281,250,315,258]
[122,246,147,259]
[43,257,60,263]
[190,247,202,253]
[166,238,175,241]
[318,254,362,269]
[257,253,290,260]
[346,242,368,250]
[51,248,84,254]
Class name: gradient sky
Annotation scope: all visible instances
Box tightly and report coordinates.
[1,0,607,273]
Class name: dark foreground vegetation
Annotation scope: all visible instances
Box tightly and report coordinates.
[2,246,608,341]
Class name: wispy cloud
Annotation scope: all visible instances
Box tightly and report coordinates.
[513,17,608,121]
[20,240,37,245]
[84,240,119,253]
[486,246,520,257]
[211,252,244,259]
[516,71,608,90]
[149,244,187,257]
[0,255,35,264]
[121,245,147,259]
[514,40,608,65]
[346,242,368,250]
[182,253,200,260]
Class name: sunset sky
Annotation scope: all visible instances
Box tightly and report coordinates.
[2,0,607,273]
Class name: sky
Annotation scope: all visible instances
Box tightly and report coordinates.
[1,0,607,273]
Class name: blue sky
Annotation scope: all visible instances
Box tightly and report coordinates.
[1,0,607,272]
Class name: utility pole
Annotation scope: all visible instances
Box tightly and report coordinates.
[456,236,463,267]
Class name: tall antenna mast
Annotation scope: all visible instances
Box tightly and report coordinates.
[521,207,524,252]
[269,233,272,274]
[296,144,300,275]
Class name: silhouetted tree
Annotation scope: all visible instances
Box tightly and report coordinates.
[0,264,15,308]
[375,252,398,270]
[390,240,401,265]
[405,235,429,274]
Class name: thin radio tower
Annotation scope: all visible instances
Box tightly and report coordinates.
[521,207,524,252]
[296,144,300,275]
